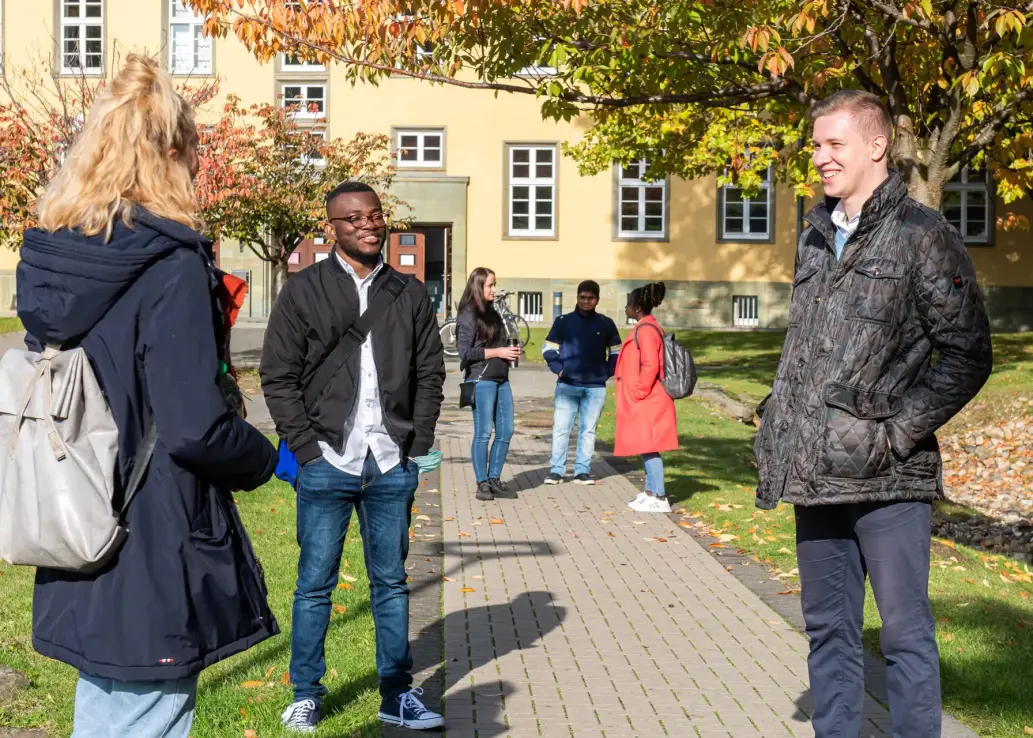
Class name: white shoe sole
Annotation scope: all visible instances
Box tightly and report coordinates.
[379,711,445,729]
[573,478,596,485]
[544,478,562,485]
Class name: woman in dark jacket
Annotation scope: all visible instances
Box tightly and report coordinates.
[16,55,277,737]
[455,267,521,501]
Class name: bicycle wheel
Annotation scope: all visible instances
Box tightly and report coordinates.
[505,315,531,349]
[439,320,459,357]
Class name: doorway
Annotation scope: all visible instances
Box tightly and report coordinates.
[389,224,451,319]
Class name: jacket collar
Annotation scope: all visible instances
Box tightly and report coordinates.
[805,169,907,247]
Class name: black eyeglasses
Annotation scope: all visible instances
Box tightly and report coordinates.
[329,212,387,228]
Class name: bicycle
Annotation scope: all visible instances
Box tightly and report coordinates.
[438,289,530,358]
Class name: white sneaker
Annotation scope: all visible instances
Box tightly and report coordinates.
[629,495,672,513]
[627,491,649,508]
[281,698,321,732]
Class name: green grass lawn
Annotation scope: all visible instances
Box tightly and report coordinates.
[0,316,23,334]
[0,478,384,737]
[595,332,1033,738]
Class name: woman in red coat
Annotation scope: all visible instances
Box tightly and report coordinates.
[614,282,679,512]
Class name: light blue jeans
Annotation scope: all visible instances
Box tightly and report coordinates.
[642,453,666,498]
[549,384,607,476]
[72,672,197,738]
[471,380,514,482]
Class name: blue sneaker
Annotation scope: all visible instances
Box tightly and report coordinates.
[281,698,321,733]
[378,687,444,730]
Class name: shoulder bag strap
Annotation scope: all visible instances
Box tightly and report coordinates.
[120,420,158,515]
[302,270,410,409]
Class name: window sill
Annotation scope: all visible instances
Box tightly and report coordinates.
[59,70,104,77]
[717,234,775,245]
[395,164,446,172]
[503,233,558,241]
[615,233,670,243]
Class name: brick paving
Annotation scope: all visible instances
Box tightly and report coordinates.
[436,429,895,738]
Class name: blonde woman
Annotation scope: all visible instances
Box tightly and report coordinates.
[17,55,276,737]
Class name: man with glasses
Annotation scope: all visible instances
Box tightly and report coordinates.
[261,182,445,732]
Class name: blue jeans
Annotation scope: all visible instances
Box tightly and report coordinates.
[795,501,940,738]
[642,453,665,497]
[549,384,607,476]
[72,673,197,737]
[291,452,418,703]
[471,380,514,482]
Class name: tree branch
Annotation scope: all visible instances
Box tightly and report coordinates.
[855,0,936,32]
[954,87,1033,175]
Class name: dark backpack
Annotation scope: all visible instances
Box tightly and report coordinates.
[633,322,697,399]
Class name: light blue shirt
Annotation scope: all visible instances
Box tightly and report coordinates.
[831,201,860,261]
[318,255,400,475]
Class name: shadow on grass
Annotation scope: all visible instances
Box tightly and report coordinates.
[988,332,1033,372]
[862,595,1033,736]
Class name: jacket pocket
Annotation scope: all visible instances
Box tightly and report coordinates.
[851,258,905,324]
[788,265,820,328]
[821,383,901,479]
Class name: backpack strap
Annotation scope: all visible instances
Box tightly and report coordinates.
[632,322,666,380]
[302,270,410,409]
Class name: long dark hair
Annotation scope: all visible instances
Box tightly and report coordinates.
[629,282,666,316]
[458,267,503,343]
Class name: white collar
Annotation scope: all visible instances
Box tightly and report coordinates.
[335,251,384,285]
[831,201,861,235]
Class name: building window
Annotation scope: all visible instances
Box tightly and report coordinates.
[281,84,326,118]
[169,0,212,75]
[617,160,666,238]
[719,166,773,241]
[508,145,556,238]
[61,0,104,75]
[299,129,326,167]
[943,166,991,244]
[518,292,543,322]
[281,53,326,73]
[396,129,443,168]
[733,295,760,327]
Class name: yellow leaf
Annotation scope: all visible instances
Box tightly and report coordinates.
[339,573,358,582]
[489,518,504,525]
[337,582,354,590]
[333,604,347,614]
[240,680,264,689]
[264,665,275,680]
[1024,727,1033,735]
[461,587,476,593]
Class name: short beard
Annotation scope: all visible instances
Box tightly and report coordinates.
[338,239,382,268]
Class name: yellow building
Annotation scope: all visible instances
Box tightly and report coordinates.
[2,0,1031,330]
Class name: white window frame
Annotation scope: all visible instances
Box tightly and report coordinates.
[617,159,667,238]
[281,52,326,73]
[507,145,557,238]
[719,165,773,241]
[60,0,104,75]
[168,0,212,75]
[943,166,991,244]
[395,129,444,169]
[299,129,327,167]
[281,83,326,119]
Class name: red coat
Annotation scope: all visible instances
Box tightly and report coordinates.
[613,315,679,457]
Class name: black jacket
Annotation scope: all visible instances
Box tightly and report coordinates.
[455,307,509,382]
[754,172,992,509]
[17,210,278,681]
[260,257,445,466]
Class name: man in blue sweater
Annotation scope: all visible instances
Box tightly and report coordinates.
[542,280,623,485]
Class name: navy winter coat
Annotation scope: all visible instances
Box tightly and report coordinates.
[17,209,278,682]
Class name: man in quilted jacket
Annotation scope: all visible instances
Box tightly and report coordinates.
[754,90,992,737]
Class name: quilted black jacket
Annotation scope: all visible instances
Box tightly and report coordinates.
[754,171,992,509]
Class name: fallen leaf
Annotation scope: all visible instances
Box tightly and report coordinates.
[444,516,454,521]
[337,582,354,590]
[776,589,800,595]
[240,707,249,718]
[458,531,471,537]
[709,543,725,548]
[490,518,504,525]
[241,680,264,689]
[718,533,738,542]
[461,587,476,593]
[608,531,616,538]
[473,575,483,579]
[282,671,291,686]
[778,547,792,555]
[1024,727,1033,735]
[656,537,667,543]
[331,668,338,679]
[415,515,432,522]
[333,604,347,614]
[943,633,954,642]
[343,560,351,569]
[678,521,693,529]
[340,573,358,582]
[443,576,455,582]
[245,731,258,738]
[264,666,275,680]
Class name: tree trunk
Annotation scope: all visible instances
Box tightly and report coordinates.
[270,257,289,301]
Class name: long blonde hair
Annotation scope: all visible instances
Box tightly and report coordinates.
[37,54,201,239]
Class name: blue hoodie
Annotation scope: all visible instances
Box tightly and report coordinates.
[542,310,622,388]
[18,210,277,681]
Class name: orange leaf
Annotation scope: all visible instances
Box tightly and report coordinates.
[709,543,725,548]
[489,518,504,525]
[458,531,471,537]
[444,516,455,521]
[461,587,476,593]
[608,531,616,538]
[777,589,799,595]
[264,665,275,680]
[333,604,347,614]
[337,582,354,590]
[245,731,258,738]
[282,671,291,686]
[240,680,264,689]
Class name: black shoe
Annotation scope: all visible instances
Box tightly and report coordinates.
[573,474,596,485]
[489,478,517,498]
[476,481,494,501]
[544,473,563,485]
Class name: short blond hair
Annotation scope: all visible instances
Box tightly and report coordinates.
[37,54,201,239]
[809,90,893,144]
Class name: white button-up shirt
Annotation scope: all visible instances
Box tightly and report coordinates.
[318,254,400,475]
[831,201,861,261]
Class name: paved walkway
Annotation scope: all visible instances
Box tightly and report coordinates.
[435,429,894,738]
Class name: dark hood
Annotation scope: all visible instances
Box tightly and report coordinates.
[17,209,211,345]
